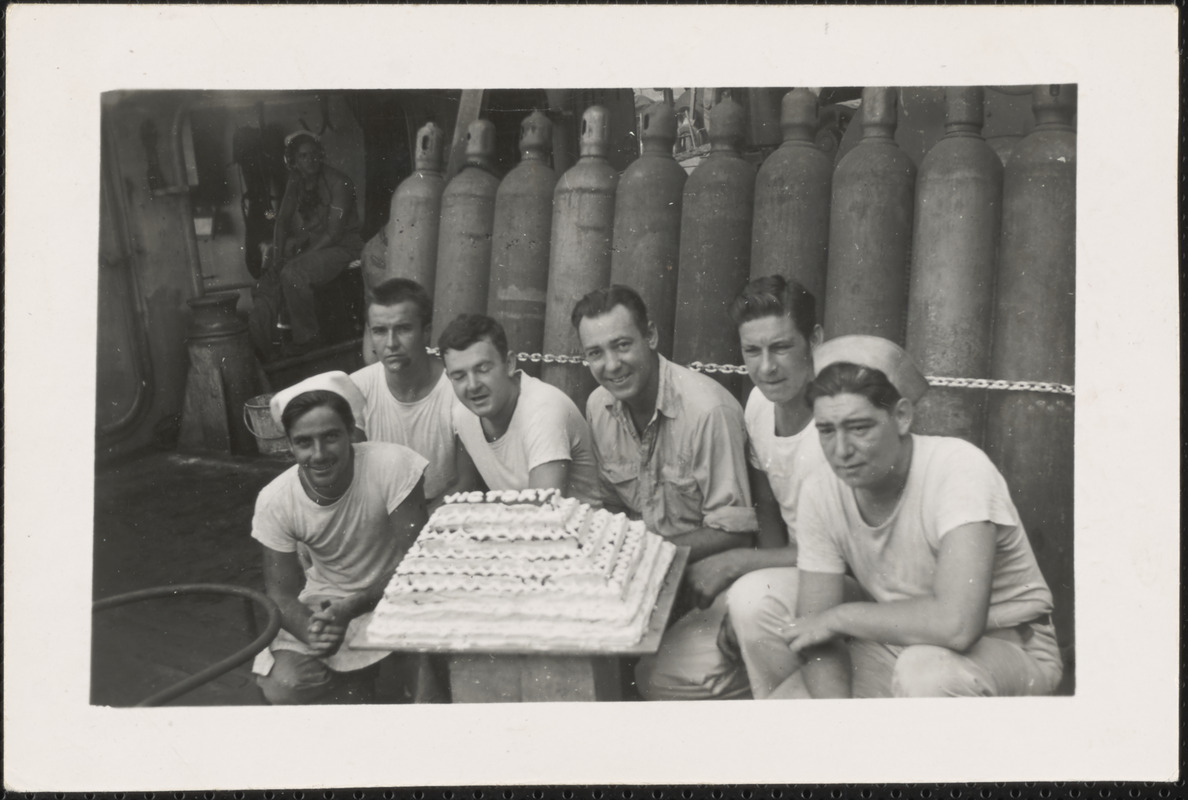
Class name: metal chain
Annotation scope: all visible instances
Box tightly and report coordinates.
[425,348,1075,396]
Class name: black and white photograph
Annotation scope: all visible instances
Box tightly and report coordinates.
[4,4,1180,791]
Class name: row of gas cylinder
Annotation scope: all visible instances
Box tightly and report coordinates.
[371,84,1075,651]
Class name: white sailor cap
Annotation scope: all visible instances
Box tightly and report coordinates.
[284,130,321,148]
[813,335,930,403]
[269,371,366,428]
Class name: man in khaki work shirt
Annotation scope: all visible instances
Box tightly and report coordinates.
[572,285,755,700]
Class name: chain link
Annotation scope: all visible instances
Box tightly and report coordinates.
[426,348,1074,396]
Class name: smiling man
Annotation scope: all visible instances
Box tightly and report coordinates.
[438,313,601,505]
[742,335,1063,698]
[350,279,458,509]
[572,285,755,700]
[250,371,428,704]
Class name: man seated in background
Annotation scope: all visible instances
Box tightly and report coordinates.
[571,285,754,700]
[250,131,364,360]
[744,335,1063,698]
[251,372,428,704]
[351,278,458,510]
[438,313,602,506]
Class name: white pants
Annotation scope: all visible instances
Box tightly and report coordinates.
[726,567,1064,699]
[634,592,751,700]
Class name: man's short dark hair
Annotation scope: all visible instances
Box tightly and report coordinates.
[281,390,355,435]
[367,278,433,329]
[570,285,651,336]
[729,275,817,342]
[805,362,903,412]
[438,314,509,360]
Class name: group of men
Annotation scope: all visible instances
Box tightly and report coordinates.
[251,273,1063,705]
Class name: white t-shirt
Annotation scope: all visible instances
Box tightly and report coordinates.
[796,434,1054,630]
[350,362,458,502]
[251,442,427,671]
[453,372,602,507]
[745,389,830,543]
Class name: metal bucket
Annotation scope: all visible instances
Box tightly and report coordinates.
[243,394,289,456]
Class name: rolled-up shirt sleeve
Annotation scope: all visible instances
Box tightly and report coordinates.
[794,473,847,575]
[693,403,755,530]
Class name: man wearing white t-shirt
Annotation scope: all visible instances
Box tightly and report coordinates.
[632,276,833,699]
[351,278,458,508]
[251,372,429,704]
[438,313,602,506]
[748,335,1063,698]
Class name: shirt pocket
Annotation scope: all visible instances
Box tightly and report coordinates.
[601,460,641,507]
[658,463,702,531]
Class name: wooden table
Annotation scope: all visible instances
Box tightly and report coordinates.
[353,547,688,703]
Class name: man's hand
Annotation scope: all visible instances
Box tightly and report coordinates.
[305,597,357,656]
[686,550,742,609]
[781,609,841,655]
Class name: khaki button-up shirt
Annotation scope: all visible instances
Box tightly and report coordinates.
[585,355,753,539]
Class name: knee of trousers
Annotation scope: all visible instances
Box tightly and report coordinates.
[634,654,666,701]
[258,654,334,705]
[633,653,743,702]
[725,569,798,635]
[280,264,313,291]
[891,645,993,698]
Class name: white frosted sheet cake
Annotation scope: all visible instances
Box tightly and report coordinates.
[361,489,677,650]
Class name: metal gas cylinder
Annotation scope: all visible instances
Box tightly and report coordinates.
[985,84,1076,656]
[905,87,1003,446]
[824,87,917,343]
[178,292,262,455]
[487,111,558,367]
[385,122,446,291]
[750,88,833,313]
[432,120,500,344]
[609,101,686,358]
[673,95,756,392]
[542,106,619,408]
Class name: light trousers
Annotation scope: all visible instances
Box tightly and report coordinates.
[634,592,751,700]
[726,567,1064,699]
[257,649,386,705]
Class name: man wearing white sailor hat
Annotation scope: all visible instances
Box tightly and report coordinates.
[250,371,428,704]
[731,335,1063,699]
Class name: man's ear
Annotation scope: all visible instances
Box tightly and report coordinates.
[646,322,659,351]
[894,398,914,436]
[809,324,824,349]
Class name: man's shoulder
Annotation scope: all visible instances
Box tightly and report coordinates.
[323,165,356,189]
[665,360,744,420]
[356,440,415,461]
[587,384,614,416]
[522,374,581,416]
[349,361,384,395]
[257,465,300,506]
[915,434,993,472]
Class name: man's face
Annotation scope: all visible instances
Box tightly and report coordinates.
[443,337,517,420]
[739,314,819,405]
[577,304,657,404]
[368,301,429,377]
[287,405,353,493]
[293,141,323,179]
[813,392,911,491]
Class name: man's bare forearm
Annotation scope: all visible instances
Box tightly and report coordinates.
[670,526,751,563]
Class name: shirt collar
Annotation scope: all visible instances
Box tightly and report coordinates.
[604,353,681,424]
